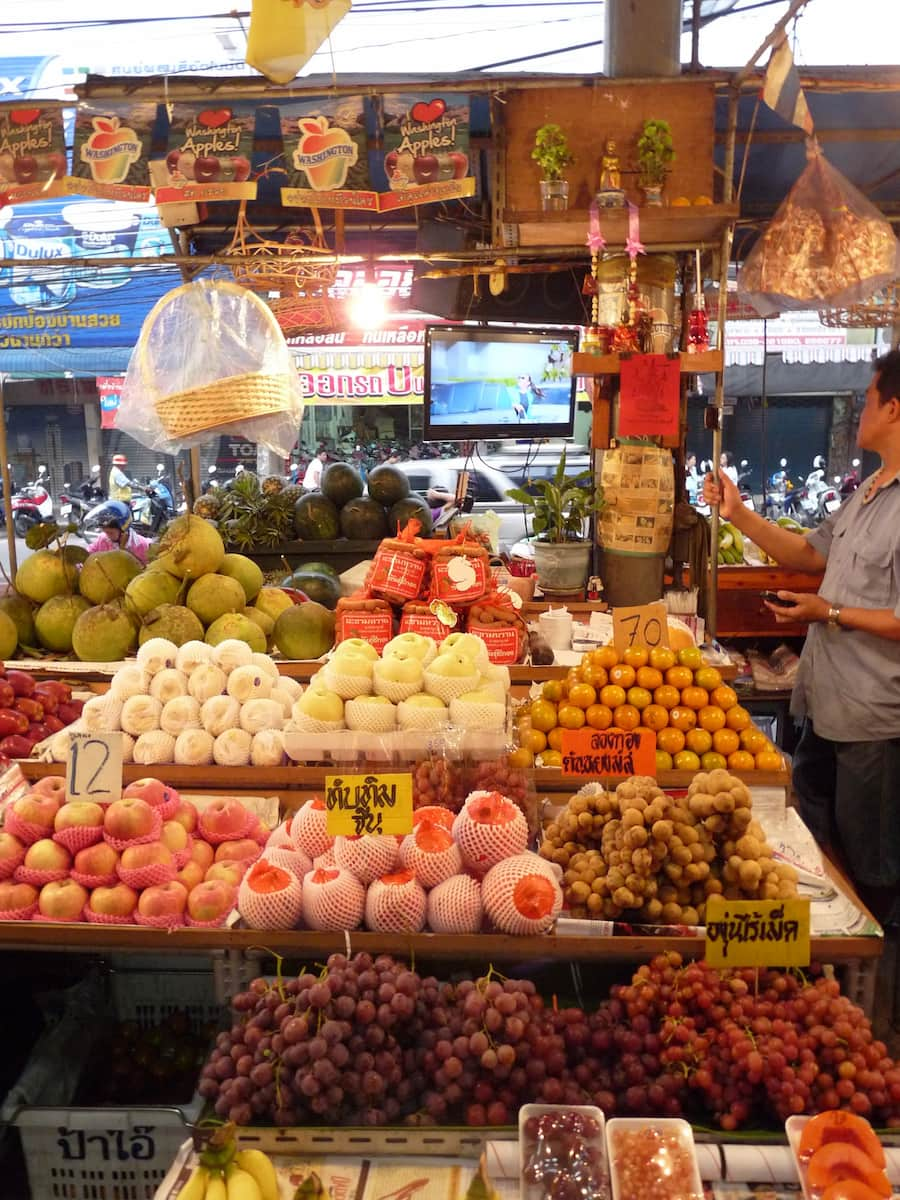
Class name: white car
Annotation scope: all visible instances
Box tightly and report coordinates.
[390,458,530,549]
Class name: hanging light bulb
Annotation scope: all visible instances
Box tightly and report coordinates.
[349,269,387,329]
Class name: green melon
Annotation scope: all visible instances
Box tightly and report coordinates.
[296,560,338,579]
[339,496,389,541]
[273,601,336,659]
[294,493,340,541]
[388,493,434,536]
[366,464,410,507]
[321,462,364,509]
[283,571,340,611]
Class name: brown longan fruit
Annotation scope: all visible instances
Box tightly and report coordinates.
[661,902,684,924]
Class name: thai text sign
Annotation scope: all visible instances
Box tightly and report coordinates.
[325,772,414,836]
[705,897,811,968]
[560,728,656,778]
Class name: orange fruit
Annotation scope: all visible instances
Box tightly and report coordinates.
[609,663,636,688]
[626,686,652,710]
[725,705,751,731]
[710,685,738,711]
[530,699,558,733]
[649,646,676,671]
[568,682,597,710]
[566,667,584,690]
[547,727,565,750]
[653,684,681,710]
[712,727,740,756]
[582,664,608,690]
[656,750,674,771]
[636,666,663,691]
[728,750,756,771]
[542,679,564,703]
[756,749,783,771]
[622,646,649,669]
[685,728,712,755]
[508,747,533,768]
[592,646,619,670]
[694,666,723,691]
[665,665,693,690]
[677,646,703,670]
[673,749,701,771]
[613,703,641,732]
[680,685,709,710]
[669,706,697,732]
[600,684,627,709]
[642,703,669,732]
[700,751,728,771]
[740,728,767,753]
[541,749,563,768]
[657,726,685,755]
[558,703,586,730]
[586,703,613,730]
[697,705,726,732]
[522,727,547,754]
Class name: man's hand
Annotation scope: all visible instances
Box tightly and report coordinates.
[703,470,742,521]
[763,591,830,624]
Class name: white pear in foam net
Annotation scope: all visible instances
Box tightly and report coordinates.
[174,728,215,765]
[160,696,201,736]
[175,639,213,674]
[211,638,254,675]
[239,699,284,735]
[120,695,162,736]
[110,664,150,702]
[137,637,178,675]
[81,694,123,733]
[213,727,252,766]
[133,730,176,765]
[200,695,241,738]
[227,664,273,703]
[250,729,284,766]
[149,668,189,704]
[188,664,228,704]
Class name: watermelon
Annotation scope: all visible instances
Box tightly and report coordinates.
[282,571,341,610]
[321,462,364,509]
[388,493,434,536]
[366,464,410,507]
[297,560,338,578]
[339,497,389,540]
[294,493,340,540]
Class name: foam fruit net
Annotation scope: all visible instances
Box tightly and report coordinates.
[302,871,365,931]
[14,866,69,886]
[52,825,103,854]
[117,861,177,890]
[482,855,562,935]
[400,830,462,889]
[291,804,333,859]
[238,872,303,930]
[453,801,528,872]
[0,902,37,922]
[365,876,427,933]
[199,807,255,845]
[84,906,136,925]
[426,874,483,933]
[264,847,312,880]
[334,835,398,885]
[0,849,25,880]
[134,910,184,929]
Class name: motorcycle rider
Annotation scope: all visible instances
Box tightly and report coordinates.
[86,500,150,565]
[80,464,105,503]
[108,454,134,503]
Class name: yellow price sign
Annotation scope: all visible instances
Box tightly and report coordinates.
[705,896,811,969]
[325,772,414,838]
[612,601,670,656]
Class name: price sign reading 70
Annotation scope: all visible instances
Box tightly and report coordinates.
[612,601,670,655]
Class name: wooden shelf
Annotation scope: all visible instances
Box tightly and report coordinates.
[715,565,824,639]
[502,203,738,250]
[572,349,723,376]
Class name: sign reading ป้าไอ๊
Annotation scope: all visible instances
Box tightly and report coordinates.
[704,896,811,968]
[325,772,414,837]
[560,728,657,778]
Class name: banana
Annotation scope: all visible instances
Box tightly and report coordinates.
[718,530,733,550]
[176,1166,209,1200]
[225,1167,263,1200]
[730,524,745,556]
[207,1175,228,1200]
[235,1150,279,1200]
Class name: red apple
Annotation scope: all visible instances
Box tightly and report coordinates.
[412,154,440,184]
[12,155,38,184]
[165,148,182,174]
[35,769,69,799]
[74,843,120,878]
[384,149,400,179]
[89,883,138,917]
[6,671,35,698]
[0,880,38,911]
[35,680,70,704]
[215,838,260,864]
[57,702,83,725]
[200,798,251,841]
[120,842,174,872]
[160,820,188,855]
[176,860,205,891]
[187,879,235,923]
[0,709,29,737]
[171,801,198,835]
[38,879,88,920]
[43,715,65,734]
[0,831,25,863]
[12,792,59,831]
[189,840,214,871]
[0,734,34,758]
[23,839,71,872]
[104,798,157,842]
[27,723,52,746]
[55,801,104,832]
[32,686,60,715]
[194,155,220,182]
[448,150,469,179]
[205,861,245,888]
[0,682,15,709]
[231,155,250,182]
[16,698,44,722]
[123,778,180,811]
[138,880,188,920]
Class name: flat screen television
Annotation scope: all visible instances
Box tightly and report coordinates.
[423,324,579,441]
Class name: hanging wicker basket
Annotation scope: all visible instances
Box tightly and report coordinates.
[225,198,339,296]
[819,282,900,328]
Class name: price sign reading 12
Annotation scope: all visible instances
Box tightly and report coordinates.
[66,731,123,805]
[612,601,670,656]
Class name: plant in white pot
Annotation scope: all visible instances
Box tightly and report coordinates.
[506,450,604,591]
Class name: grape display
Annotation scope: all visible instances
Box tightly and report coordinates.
[200,952,900,1130]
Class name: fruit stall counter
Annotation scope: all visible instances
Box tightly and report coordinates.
[715,567,824,639]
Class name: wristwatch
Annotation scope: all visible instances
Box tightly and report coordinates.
[827,605,842,628]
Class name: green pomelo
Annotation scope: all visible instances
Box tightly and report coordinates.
[296,560,338,578]
[0,594,36,648]
[138,604,204,647]
[366,464,410,507]
[254,587,295,624]
[154,514,225,579]
[339,496,389,540]
[60,545,89,566]
[242,606,275,637]
[72,603,139,662]
[205,612,267,652]
[15,550,79,605]
[274,601,335,660]
[186,572,245,625]
[0,611,18,659]
[79,550,143,605]
[294,493,340,541]
[125,568,182,617]
[35,594,92,653]
[218,553,264,602]
[321,462,364,509]
[283,571,340,611]
[388,493,434,536]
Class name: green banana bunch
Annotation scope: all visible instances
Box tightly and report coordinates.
[716,521,745,565]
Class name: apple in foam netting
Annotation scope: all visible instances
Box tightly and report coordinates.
[481,852,562,935]
[365,870,427,933]
[238,859,303,930]
[291,799,333,859]
[452,790,528,874]
[426,873,483,933]
[176,860,205,891]
[205,861,245,888]
[188,879,235,923]
[399,821,463,888]
[0,881,39,913]
[333,834,399,885]
[215,838,261,864]
[32,776,67,802]
[301,867,365,931]
[199,797,252,843]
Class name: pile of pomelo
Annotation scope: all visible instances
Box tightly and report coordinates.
[513,644,783,773]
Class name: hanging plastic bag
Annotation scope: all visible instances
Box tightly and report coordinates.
[245,0,352,85]
[738,141,900,316]
[116,279,305,455]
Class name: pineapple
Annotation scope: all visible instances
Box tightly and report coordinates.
[261,474,285,496]
[193,495,221,519]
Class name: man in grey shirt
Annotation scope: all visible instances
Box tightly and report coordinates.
[704,350,900,928]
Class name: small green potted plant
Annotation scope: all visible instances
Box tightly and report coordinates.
[636,118,675,205]
[531,123,574,213]
[506,450,604,591]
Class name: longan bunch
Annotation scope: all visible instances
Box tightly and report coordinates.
[541,783,619,917]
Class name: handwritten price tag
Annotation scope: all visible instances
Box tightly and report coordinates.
[559,728,657,778]
[612,601,670,656]
[705,896,811,968]
[66,731,123,805]
[325,772,414,837]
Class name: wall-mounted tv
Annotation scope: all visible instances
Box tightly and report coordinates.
[423,324,578,442]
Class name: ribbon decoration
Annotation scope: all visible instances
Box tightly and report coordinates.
[586,200,606,252]
[625,201,645,260]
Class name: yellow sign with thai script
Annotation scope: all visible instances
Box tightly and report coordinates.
[325,772,413,837]
[705,897,811,968]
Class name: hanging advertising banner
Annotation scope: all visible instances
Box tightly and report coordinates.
[280,96,373,211]
[0,103,69,206]
[379,93,475,211]
[154,102,258,203]
[67,101,155,201]
[96,375,125,429]
[294,358,424,406]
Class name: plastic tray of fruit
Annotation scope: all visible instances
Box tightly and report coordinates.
[607,1117,704,1200]
[284,728,508,763]
[520,1103,608,1200]
[786,1112,899,1200]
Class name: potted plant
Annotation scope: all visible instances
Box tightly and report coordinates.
[506,450,604,591]
[636,118,675,205]
[531,123,574,213]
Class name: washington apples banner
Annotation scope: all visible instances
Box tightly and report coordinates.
[0,103,68,207]
[154,102,259,203]
[68,100,156,202]
[379,94,474,211]
[280,95,372,210]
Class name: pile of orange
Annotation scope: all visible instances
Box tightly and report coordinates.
[513,644,783,774]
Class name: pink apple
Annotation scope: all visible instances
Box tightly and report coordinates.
[74,843,120,877]
[33,776,67,801]
[55,801,104,832]
[171,801,198,835]
[231,155,250,183]
[89,883,138,917]
[215,838,260,863]
[201,798,251,840]
[190,840,214,871]
[0,880,38,911]
[205,861,245,888]
[104,798,156,842]
[187,880,235,923]
[120,842,174,872]
[23,838,71,872]
[138,880,188,920]
[11,792,59,830]
[124,778,180,811]
[176,860,205,891]
[0,831,25,863]
[161,821,188,855]
[38,879,88,920]
[248,820,269,843]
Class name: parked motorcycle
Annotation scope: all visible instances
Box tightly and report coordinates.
[131,481,174,534]
[765,459,793,520]
[11,466,53,537]
[840,458,861,498]
[817,477,842,519]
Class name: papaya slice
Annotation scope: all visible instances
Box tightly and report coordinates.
[807,1143,891,1197]
[798,1112,886,1169]
[821,1182,892,1200]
